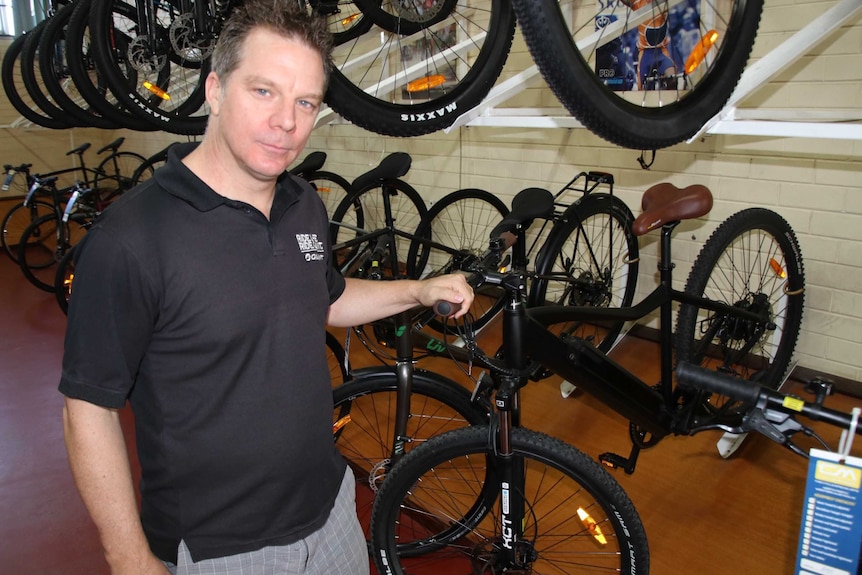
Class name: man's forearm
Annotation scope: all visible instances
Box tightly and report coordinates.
[62,397,163,572]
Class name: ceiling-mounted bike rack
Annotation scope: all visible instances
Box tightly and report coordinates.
[317,0,862,142]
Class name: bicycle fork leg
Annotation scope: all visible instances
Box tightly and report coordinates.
[493,383,536,569]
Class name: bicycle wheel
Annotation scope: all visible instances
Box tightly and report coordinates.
[332,368,489,538]
[406,188,509,332]
[330,179,427,277]
[66,0,158,131]
[1,21,71,129]
[17,212,89,292]
[304,170,352,218]
[1,200,55,263]
[676,208,804,401]
[529,193,639,352]
[370,425,649,573]
[20,14,84,128]
[38,0,118,129]
[55,243,77,315]
[89,0,210,134]
[512,0,763,149]
[324,0,516,137]
[94,151,148,198]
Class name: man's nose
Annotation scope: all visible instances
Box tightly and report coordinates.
[272,101,296,132]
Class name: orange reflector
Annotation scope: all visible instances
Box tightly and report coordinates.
[770,258,787,279]
[316,186,331,194]
[143,81,171,101]
[341,13,360,27]
[333,414,351,434]
[407,75,446,93]
[577,507,608,545]
[684,29,719,75]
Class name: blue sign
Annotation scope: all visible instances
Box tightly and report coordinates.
[796,449,862,575]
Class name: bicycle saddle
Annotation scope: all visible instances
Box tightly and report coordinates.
[350,152,412,191]
[66,142,92,156]
[97,137,125,155]
[632,183,713,236]
[290,151,326,175]
[489,187,554,239]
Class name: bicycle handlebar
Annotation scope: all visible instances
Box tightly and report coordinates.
[676,362,862,435]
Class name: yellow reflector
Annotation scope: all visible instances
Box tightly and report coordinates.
[577,507,608,545]
[333,414,351,434]
[341,13,360,27]
[770,258,787,279]
[64,274,74,292]
[143,81,171,101]
[684,29,719,75]
[407,75,446,93]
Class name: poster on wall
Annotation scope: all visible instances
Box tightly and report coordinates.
[595,0,702,92]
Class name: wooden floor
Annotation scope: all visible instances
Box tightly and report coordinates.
[2,250,861,574]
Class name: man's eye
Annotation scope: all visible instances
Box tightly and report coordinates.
[256,89,269,96]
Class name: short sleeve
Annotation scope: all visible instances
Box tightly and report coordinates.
[58,227,158,408]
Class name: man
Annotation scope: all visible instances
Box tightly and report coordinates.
[58,1,473,573]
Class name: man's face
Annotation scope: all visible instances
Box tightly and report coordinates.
[206,28,325,183]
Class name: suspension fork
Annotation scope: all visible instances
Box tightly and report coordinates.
[389,310,415,468]
[492,377,529,569]
[135,0,158,53]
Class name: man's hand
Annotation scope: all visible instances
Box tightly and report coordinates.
[415,273,474,319]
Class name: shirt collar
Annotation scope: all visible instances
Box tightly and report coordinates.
[154,142,302,215]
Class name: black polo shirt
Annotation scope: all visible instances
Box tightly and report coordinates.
[59,143,347,563]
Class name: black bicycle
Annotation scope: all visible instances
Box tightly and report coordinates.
[368,181,807,572]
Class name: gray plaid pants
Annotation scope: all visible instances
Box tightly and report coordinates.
[162,467,368,575]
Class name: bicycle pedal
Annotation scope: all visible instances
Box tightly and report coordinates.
[599,452,624,468]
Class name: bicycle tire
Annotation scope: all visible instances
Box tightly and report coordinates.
[324,0,516,137]
[511,0,763,149]
[370,424,649,573]
[55,242,77,314]
[1,200,55,263]
[330,179,427,278]
[20,15,83,128]
[66,0,158,131]
[89,0,210,134]
[406,188,509,332]
[332,367,489,537]
[676,208,804,403]
[131,144,175,187]
[38,0,118,129]
[326,330,350,387]
[1,22,71,129]
[304,170,352,218]
[529,193,639,352]
[17,212,89,292]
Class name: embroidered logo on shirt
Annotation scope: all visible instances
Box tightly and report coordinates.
[296,233,326,261]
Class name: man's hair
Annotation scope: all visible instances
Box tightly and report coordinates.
[211,0,333,86]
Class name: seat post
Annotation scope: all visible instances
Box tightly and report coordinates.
[659,222,679,404]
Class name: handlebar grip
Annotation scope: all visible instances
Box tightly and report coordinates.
[433,300,461,317]
[676,362,761,404]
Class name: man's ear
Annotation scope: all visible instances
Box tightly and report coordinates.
[205,72,223,116]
